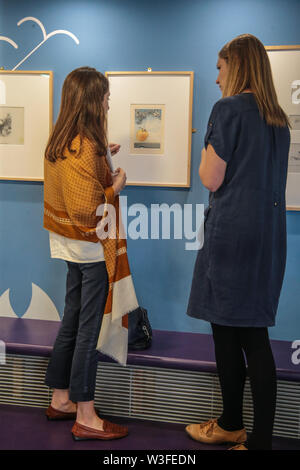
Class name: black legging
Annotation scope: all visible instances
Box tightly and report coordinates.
[211,323,277,450]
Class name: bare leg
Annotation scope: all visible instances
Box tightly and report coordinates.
[51,389,77,413]
[76,400,105,430]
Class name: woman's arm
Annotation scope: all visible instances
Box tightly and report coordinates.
[199,144,227,192]
[109,143,121,156]
[112,168,126,195]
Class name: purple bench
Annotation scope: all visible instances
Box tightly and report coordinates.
[1,317,299,382]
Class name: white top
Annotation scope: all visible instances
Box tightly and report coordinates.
[49,231,105,263]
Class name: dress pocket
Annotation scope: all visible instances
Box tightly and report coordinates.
[209,221,261,289]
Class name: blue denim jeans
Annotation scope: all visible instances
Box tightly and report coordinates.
[45,261,108,402]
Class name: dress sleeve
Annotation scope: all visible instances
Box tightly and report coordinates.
[204,99,240,163]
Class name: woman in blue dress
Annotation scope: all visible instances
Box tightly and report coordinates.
[186,34,290,450]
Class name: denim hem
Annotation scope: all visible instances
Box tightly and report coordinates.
[45,379,70,390]
[69,392,95,403]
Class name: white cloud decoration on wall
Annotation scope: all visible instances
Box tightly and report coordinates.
[0,283,60,321]
[13,16,80,70]
[0,16,79,70]
[0,36,18,49]
[0,289,16,318]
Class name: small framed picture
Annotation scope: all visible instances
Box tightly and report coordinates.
[0,71,53,181]
[0,106,24,145]
[106,71,194,187]
[289,115,300,131]
[130,104,165,155]
[289,143,300,172]
[267,46,300,209]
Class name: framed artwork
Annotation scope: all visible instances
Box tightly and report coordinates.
[0,107,24,145]
[0,71,53,181]
[266,46,300,210]
[130,104,165,155]
[105,71,194,187]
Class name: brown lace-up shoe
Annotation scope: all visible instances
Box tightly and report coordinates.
[72,419,129,441]
[185,418,247,445]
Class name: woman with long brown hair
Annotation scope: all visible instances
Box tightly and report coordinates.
[186,34,290,450]
[43,67,129,441]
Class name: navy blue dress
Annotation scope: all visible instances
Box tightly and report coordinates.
[187,93,290,327]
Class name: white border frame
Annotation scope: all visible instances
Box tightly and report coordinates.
[105,71,194,187]
[0,71,53,181]
[266,46,300,211]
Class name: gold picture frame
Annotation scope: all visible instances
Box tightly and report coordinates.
[0,70,53,181]
[266,45,300,211]
[105,71,194,187]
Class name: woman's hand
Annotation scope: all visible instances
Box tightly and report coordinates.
[109,143,121,156]
[112,167,127,195]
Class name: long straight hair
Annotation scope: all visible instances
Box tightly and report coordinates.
[45,67,109,162]
[219,34,290,128]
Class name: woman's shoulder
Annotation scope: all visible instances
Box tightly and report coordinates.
[209,97,240,124]
[67,135,107,162]
[69,135,95,154]
[210,94,257,122]
[213,94,255,111]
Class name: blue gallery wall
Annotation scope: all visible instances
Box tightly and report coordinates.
[0,0,299,340]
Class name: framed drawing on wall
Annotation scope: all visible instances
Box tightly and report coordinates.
[0,71,53,181]
[266,46,300,210]
[105,71,194,187]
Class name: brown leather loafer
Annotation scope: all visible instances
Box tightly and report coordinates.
[46,405,77,421]
[72,419,129,441]
[185,418,247,445]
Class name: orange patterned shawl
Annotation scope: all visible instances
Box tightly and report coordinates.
[44,136,138,366]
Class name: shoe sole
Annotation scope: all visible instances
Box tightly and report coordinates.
[185,428,245,445]
[46,415,76,421]
[72,433,128,441]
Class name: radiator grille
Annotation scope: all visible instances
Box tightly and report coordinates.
[0,354,299,440]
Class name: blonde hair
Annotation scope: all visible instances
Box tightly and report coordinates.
[219,34,290,128]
